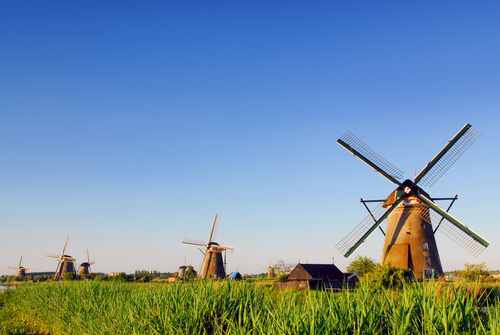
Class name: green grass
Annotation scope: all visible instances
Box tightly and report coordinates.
[1,280,499,334]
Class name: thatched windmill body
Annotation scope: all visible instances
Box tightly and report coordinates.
[78,249,95,276]
[336,123,489,280]
[47,236,76,280]
[8,256,30,277]
[183,214,234,279]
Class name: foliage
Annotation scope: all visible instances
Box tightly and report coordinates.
[365,264,413,289]
[112,273,133,283]
[184,265,197,280]
[63,273,76,281]
[455,262,492,282]
[346,255,378,278]
[1,280,499,334]
[93,275,108,282]
[273,260,295,275]
[134,270,162,281]
[276,273,287,281]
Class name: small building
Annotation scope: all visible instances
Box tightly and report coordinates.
[274,263,359,291]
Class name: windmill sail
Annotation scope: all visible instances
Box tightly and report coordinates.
[415,124,481,187]
[412,193,489,256]
[338,131,404,185]
[336,199,403,258]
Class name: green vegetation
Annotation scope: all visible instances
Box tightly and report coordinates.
[455,262,494,283]
[346,255,377,278]
[1,280,499,334]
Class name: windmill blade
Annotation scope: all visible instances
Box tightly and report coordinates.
[87,249,91,263]
[207,214,220,244]
[8,267,18,270]
[53,260,62,280]
[19,255,23,268]
[182,238,206,247]
[61,235,69,259]
[336,198,404,258]
[46,254,60,259]
[414,123,481,187]
[338,131,404,185]
[413,193,489,256]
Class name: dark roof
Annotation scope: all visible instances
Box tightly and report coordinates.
[287,264,344,281]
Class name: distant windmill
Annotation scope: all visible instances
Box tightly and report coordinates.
[47,236,76,280]
[78,249,95,276]
[335,123,489,280]
[262,258,276,278]
[182,214,234,279]
[8,255,30,277]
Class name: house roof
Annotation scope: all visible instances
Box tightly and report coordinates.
[287,263,345,281]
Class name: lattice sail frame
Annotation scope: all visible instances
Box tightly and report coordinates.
[416,203,486,256]
[417,125,481,188]
[336,203,389,256]
[338,131,404,183]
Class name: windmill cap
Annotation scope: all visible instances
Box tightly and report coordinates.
[383,180,430,208]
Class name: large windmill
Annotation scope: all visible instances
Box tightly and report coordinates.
[335,123,489,280]
[8,256,30,277]
[47,236,77,280]
[182,214,234,279]
[78,249,95,276]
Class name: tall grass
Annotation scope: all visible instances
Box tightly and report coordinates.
[1,280,499,334]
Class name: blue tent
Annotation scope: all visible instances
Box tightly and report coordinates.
[228,272,242,280]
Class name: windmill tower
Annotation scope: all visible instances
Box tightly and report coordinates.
[8,256,30,277]
[182,214,234,279]
[262,258,276,278]
[78,249,95,276]
[47,236,77,280]
[335,123,489,281]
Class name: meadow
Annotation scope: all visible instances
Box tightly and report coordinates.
[1,280,499,335]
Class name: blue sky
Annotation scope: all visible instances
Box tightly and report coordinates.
[1,1,499,275]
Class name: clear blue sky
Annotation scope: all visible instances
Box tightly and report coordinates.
[1,1,499,276]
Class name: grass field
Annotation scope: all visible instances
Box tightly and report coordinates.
[1,280,499,334]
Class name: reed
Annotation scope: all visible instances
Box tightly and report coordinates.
[1,280,499,334]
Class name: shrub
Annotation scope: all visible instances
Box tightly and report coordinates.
[365,264,412,289]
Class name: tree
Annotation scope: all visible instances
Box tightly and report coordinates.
[273,260,295,275]
[455,262,491,282]
[184,265,197,280]
[112,273,132,282]
[346,255,377,278]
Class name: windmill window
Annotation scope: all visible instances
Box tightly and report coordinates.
[425,257,431,265]
[423,242,428,250]
[421,223,425,229]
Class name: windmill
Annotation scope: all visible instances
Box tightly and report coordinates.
[335,123,489,281]
[182,214,234,279]
[262,258,276,278]
[8,256,30,277]
[47,236,77,280]
[78,249,95,276]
